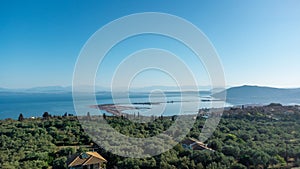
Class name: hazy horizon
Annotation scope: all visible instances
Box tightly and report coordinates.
[1,84,300,91]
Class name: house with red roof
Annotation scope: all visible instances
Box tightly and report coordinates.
[66,151,107,169]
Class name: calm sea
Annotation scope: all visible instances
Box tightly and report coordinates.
[0,92,231,120]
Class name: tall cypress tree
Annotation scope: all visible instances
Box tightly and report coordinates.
[18,113,24,121]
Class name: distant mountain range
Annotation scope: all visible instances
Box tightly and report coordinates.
[213,85,300,105]
[0,86,110,94]
[1,85,300,105]
[0,85,212,94]
[0,86,72,94]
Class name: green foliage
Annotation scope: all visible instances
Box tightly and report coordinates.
[0,117,87,168]
[275,154,286,165]
[208,139,222,151]
[1,106,300,168]
[53,156,67,169]
[230,163,247,169]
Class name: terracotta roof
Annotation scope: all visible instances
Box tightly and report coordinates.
[191,142,213,151]
[87,152,107,162]
[181,137,213,151]
[181,137,197,145]
[67,151,107,167]
[68,156,86,167]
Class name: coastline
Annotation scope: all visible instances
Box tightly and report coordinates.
[2,103,300,122]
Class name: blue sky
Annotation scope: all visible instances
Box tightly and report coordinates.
[1,0,300,88]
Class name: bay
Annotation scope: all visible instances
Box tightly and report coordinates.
[0,92,231,119]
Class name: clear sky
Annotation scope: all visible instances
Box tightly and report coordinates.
[1,0,300,89]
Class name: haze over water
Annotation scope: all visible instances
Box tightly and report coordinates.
[0,92,230,120]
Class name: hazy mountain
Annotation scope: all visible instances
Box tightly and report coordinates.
[0,88,8,92]
[213,85,300,105]
[0,85,212,94]
[0,85,113,94]
[129,85,212,92]
[24,86,72,93]
[4,85,300,106]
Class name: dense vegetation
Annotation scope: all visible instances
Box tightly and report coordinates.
[1,104,300,169]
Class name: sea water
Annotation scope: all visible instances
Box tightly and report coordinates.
[0,92,230,119]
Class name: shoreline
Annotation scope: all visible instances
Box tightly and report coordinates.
[1,103,300,121]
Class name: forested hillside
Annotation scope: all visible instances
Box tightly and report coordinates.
[1,104,300,169]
